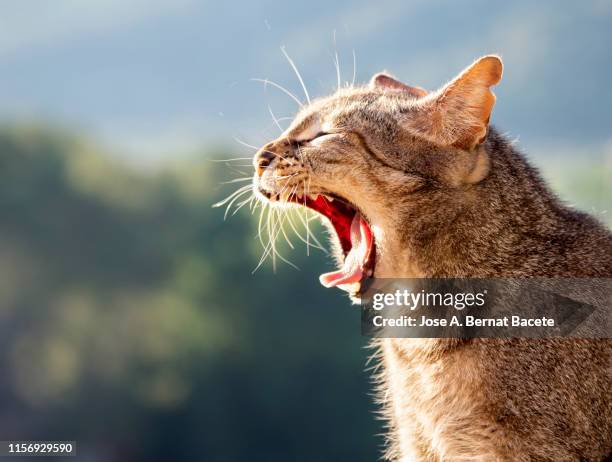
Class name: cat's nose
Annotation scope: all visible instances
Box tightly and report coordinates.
[254,148,276,177]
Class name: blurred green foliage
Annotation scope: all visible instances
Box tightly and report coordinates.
[0,125,609,461]
[0,125,380,461]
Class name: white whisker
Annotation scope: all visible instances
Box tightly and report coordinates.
[208,157,252,162]
[212,184,252,208]
[333,30,341,90]
[295,143,305,165]
[268,105,284,133]
[233,137,260,151]
[250,197,260,214]
[286,211,326,253]
[221,177,253,184]
[278,184,299,250]
[281,45,311,104]
[275,173,299,180]
[223,191,250,221]
[276,207,295,250]
[351,49,357,87]
[231,196,254,216]
[251,78,303,107]
[303,179,311,255]
[222,188,252,220]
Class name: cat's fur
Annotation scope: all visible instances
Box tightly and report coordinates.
[252,56,612,461]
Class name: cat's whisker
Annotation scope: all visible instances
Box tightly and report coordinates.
[220,164,253,168]
[275,173,299,180]
[276,178,293,202]
[224,164,250,175]
[222,187,252,220]
[276,207,294,250]
[222,56,327,268]
[281,45,311,104]
[268,105,284,133]
[295,144,305,169]
[274,152,292,162]
[302,178,312,255]
[295,208,314,254]
[231,195,255,216]
[288,209,326,253]
[272,212,300,269]
[333,30,341,91]
[256,200,269,249]
[221,177,253,184]
[234,134,294,164]
[240,166,324,267]
[262,202,291,272]
[351,49,357,87]
[264,199,278,271]
[277,185,299,250]
[263,208,275,271]
[248,195,257,212]
[212,184,252,208]
[270,216,281,272]
[208,157,252,162]
[250,197,261,214]
[253,241,272,273]
[306,178,316,255]
[256,204,283,272]
[254,222,298,272]
[285,210,309,245]
[233,137,260,151]
[254,180,314,271]
[251,78,303,107]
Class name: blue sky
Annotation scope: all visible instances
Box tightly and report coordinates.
[0,0,611,163]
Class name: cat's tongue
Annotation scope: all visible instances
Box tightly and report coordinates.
[319,213,372,291]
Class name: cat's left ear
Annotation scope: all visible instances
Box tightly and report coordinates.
[370,73,428,98]
[408,55,503,151]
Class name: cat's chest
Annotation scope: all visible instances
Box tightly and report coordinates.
[384,339,481,406]
[382,339,500,459]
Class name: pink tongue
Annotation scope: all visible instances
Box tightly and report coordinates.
[319,213,373,291]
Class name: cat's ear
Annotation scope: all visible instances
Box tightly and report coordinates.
[370,72,428,98]
[408,55,503,150]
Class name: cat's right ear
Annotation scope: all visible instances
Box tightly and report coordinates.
[407,55,503,151]
[369,73,428,98]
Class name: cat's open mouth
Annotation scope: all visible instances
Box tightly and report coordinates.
[265,190,376,294]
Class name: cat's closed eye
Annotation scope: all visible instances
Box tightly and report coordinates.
[308,132,339,146]
[292,132,330,148]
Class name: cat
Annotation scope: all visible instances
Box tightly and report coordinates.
[251,55,612,461]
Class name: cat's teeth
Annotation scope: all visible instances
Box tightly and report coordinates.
[310,194,319,200]
[297,194,303,200]
[323,194,334,202]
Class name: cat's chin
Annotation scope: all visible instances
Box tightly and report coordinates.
[257,186,376,295]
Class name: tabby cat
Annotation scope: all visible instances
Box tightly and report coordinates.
[251,55,612,461]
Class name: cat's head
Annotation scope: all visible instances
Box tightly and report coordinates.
[252,55,502,295]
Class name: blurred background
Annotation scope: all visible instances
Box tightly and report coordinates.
[0,1,610,460]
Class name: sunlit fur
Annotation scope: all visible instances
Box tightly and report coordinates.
[223,55,612,460]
